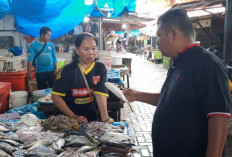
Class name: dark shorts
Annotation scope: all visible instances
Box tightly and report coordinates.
[35,71,55,90]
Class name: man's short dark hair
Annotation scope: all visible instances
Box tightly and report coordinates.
[158,9,193,37]
[40,26,51,36]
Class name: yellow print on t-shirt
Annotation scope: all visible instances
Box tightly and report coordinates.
[74,96,94,104]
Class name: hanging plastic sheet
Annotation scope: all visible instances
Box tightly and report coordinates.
[9,0,94,39]
[1,0,136,39]
[0,0,11,18]
[91,0,136,17]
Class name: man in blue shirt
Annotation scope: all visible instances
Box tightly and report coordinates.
[27,26,57,89]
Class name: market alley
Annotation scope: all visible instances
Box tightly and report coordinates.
[120,53,168,157]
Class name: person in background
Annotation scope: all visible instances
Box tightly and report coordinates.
[123,9,231,157]
[116,38,122,52]
[27,26,57,90]
[51,32,114,124]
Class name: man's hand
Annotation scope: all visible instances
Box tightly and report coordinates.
[122,88,138,102]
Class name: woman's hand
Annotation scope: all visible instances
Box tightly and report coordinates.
[73,115,88,124]
[122,88,138,102]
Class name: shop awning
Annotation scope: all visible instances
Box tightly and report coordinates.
[0,0,137,39]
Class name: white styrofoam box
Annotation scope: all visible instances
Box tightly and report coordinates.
[0,55,27,72]
[111,56,122,65]
[0,15,15,31]
[98,51,112,71]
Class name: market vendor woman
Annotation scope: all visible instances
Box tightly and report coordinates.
[51,32,114,124]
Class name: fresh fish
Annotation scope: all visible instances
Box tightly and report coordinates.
[64,130,97,144]
[28,125,43,132]
[5,131,19,141]
[20,114,39,127]
[0,149,12,157]
[12,149,25,157]
[51,138,65,151]
[24,152,57,157]
[16,130,63,146]
[0,142,17,155]
[57,150,95,157]
[0,125,10,132]
[80,121,124,138]
[62,142,86,148]
[99,132,133,143]
[27,144,55,154]
[25,139,53,153]
[0,139,22,147]
[65,135,92,146]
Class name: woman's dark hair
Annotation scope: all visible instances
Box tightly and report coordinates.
[72,32,98,63]
[157,9,193,37]
[40,26,51,36]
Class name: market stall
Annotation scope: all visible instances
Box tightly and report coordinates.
[0,112,135,156]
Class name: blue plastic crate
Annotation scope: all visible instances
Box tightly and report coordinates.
[107,69,122,83]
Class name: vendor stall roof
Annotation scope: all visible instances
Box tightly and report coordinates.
[172,0,226,20]
[0,0,137,39]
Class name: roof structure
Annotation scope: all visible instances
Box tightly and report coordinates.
[172,0,225,21]
[101,14,155,32]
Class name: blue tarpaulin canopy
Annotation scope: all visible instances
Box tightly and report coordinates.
[0,0,136,39]
[0,0,11,18]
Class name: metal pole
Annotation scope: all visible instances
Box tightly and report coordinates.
[98,18,103,50]
[223,0,232,64]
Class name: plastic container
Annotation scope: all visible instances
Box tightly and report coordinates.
[0,69,35,91]
[0,55,27,72]
[10,91,28,109]
[57,58,66,69]
[0,82,11,113]
[32,89,46,102]
[111,56,122,65]
[107,69,121,83]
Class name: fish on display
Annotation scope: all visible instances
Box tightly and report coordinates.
[20,114,40,127]
[0,121,15,132]
[0,139,23,147]
[0,149,12,157]
[64,130,97,144]
[24,139,53,153]
[57,150,95,157]
[64,135,93,148]
[80,121,124,138]
[0,141,18,155]
[4,131,20,141]
[99,132,133,143]
[51,138,65,151]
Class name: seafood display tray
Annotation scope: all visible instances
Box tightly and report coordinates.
[38,98,54,105]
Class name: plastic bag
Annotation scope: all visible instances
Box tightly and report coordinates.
[8,46,22,56]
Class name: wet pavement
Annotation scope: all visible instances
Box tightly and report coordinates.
[120,53,167,157]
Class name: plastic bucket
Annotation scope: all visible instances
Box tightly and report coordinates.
[10,91,28,109]
[57,58,66,70]
[32,89,46,102]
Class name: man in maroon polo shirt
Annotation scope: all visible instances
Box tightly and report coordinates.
[123,9,231,157]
